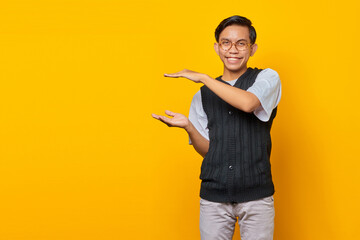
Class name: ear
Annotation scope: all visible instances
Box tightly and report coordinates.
[250,43,258,56]
[214,42,220,56]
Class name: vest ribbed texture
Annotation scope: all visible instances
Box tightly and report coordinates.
[200,67,277,203]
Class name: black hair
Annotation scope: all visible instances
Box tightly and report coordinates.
[215,15,257,44]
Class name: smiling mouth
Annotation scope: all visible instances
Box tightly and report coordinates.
[226,57,243,62]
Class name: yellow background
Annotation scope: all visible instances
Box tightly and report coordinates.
[0,0,359,239]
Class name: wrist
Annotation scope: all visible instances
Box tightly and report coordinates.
[184,121,194,133]
[200,74,211,84]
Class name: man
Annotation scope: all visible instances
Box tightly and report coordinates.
[152,15,281,240]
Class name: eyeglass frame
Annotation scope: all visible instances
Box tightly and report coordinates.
[218,39,253,51]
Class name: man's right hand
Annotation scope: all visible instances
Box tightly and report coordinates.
[152,110,209,157]
[152,110,190,130]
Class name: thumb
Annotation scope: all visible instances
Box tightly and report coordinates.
[165,110,176,117]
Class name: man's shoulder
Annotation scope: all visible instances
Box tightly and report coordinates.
[257,68,279,78]
[253,68,280,86]
[190,89,202,105]
[192,89,201,98]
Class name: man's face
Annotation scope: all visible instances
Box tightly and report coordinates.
[214,25,257,76]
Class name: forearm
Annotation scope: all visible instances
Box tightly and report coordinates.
[201,74,260,112]
[185,122,209,158]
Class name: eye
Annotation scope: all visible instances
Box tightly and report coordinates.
[221,41,230,45]
[236,41,246,46]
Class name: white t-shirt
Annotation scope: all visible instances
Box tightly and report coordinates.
[188,68,282,143]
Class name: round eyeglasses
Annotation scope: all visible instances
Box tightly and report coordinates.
[219,40,252,51]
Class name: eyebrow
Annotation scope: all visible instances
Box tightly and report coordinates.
[220,38,248,42]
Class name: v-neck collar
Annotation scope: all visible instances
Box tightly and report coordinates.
[216,68,253,86]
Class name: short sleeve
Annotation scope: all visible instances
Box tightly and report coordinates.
[188,90,209,144]
[247,68,282,122]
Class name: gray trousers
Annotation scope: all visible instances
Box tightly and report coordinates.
[200,196,275,240]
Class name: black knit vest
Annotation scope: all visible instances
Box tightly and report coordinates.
[200,67,277,203]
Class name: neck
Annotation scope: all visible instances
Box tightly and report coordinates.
[222,66,248,81]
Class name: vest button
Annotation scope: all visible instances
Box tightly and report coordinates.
[228,110,233,115]
[229,165,233,170]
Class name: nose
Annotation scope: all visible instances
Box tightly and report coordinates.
[229,42,239,53]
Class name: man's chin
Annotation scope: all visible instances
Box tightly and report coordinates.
[225,66,247,73]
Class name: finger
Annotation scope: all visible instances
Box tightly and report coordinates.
[152,114,171,126]
[153,114,172,127]
[158,115,173,125]
[164,69,187,77]
[165,110,176,117]
[151,113,160,119]
[164,73,181,78]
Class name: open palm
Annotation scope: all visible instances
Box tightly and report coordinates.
[152,110,189,129]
